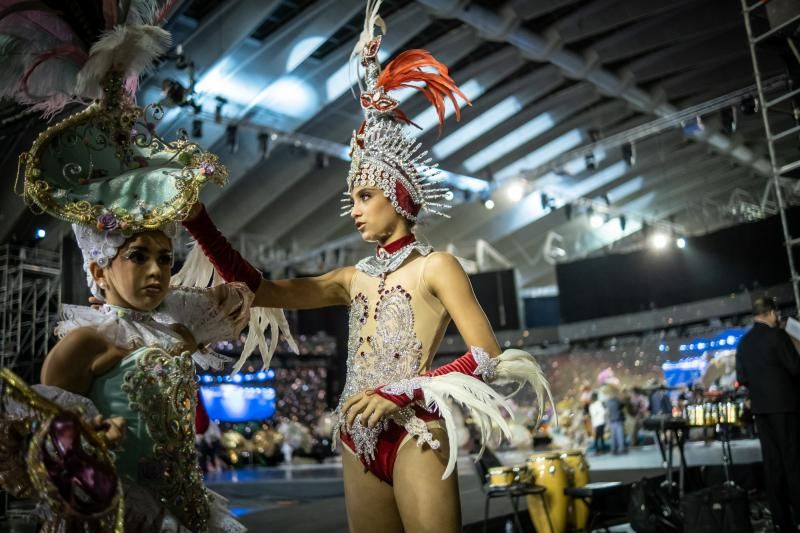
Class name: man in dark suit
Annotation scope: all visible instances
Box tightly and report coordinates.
[736,297,800,532]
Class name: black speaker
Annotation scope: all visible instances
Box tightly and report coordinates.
[680,485,752,533]
[629,477,682,533]
[447,269,519,333]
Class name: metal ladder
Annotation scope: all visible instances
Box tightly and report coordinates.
[741,0,800,309]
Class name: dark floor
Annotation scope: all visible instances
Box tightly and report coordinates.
[0,440,771,532]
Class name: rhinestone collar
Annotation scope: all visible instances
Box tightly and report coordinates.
[356,238,432,277]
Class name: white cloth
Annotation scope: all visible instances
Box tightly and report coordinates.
[589,400,607,428]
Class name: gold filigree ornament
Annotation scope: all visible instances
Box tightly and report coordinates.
[0,368,124,532]
[17,71,228,235]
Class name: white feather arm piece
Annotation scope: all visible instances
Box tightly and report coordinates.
[171,241,218,288]
[490,348,556,426]
[171,242,299,374]
[383,373,513,479]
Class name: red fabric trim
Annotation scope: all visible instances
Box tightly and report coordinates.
[427,351,478,377]
[181,204,262,292]
[373,351,481,408]
[380,234,416,254]
[195,391,209,434]
[394,181,421,218]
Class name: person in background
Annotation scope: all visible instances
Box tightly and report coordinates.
[629,387,648,447]
[579,383,593,438]
[589,392,607,454]
[607,391,627,455]
[736,297,800,532]
[649,383,673,416]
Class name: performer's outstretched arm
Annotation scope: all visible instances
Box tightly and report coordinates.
[183,203,354,309]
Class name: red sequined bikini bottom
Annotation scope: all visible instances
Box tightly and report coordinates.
[339,406,442,485]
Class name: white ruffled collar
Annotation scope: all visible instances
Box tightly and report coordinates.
[355,241,432,277]
[55,298,231,370]
[56,303,187,353]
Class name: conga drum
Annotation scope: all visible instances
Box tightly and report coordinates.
[512,464,530,485]
[560,450,590,530]
[487,466,516,489]
[526,452,569,533]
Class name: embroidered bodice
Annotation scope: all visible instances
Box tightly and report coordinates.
[334,249,451,459]
[88,346,210,531]
[53,283,253,532]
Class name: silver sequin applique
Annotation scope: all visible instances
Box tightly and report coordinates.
[335,284,432,461]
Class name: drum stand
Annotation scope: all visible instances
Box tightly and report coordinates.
[644,416,689,499]
[717,422,735,485]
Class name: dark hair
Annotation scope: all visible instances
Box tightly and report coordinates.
[590,392,598,401]
[753,297,778,316]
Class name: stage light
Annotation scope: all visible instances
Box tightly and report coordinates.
[232,374,243,383]
[584,152,596,171]
[681,117,704,135]
[257,131,272,160]
[256,371,267,381]
[651,232,670,250]
[225,124,238,153]
[316,152,330,169]
[721,106,737,135]
[191,119,202,138]
[676,237,687,249]
[506,182,525,202]
[621,142,635,166]
[740,95,759,116]
[35,228,46,239]
[202,375,214,384]
[590,214,605,228]
[214,96,227,123]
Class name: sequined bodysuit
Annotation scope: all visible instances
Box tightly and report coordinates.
[334,246,451,482]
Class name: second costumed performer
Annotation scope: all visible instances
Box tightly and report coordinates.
[180,1,554,531]
[0,2,295,529]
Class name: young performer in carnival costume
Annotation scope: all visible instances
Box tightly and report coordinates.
[0,2,293,530]
[181,2,553,531]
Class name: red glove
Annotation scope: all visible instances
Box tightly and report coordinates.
[375,350,490,407]
[195,390,210,434]
[182,204,262,292]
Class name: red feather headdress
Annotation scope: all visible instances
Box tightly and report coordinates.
[343,1,471,222]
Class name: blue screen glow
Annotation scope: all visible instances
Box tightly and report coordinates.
[200,384,276,422]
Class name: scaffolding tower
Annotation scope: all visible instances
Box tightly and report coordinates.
[0,244,61,382]
[742,0,800,310]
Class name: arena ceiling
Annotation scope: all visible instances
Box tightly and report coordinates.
[2,0,799,290]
